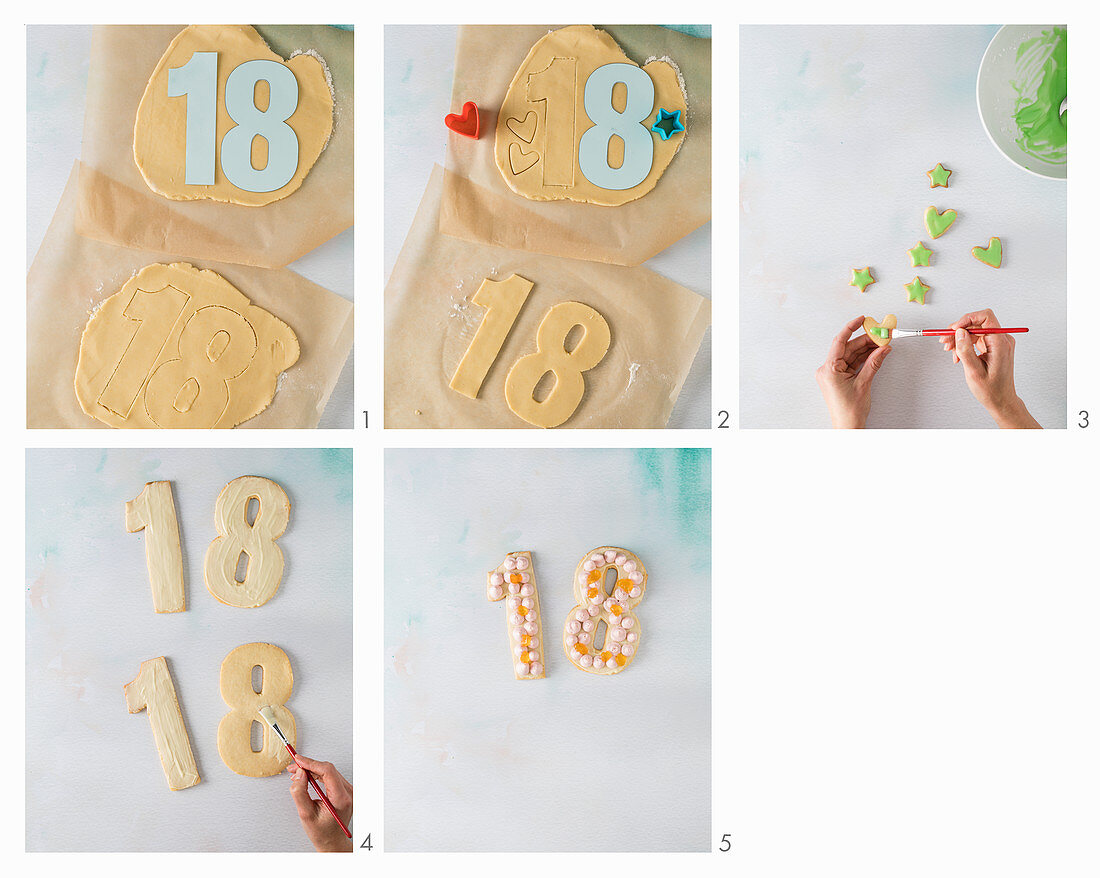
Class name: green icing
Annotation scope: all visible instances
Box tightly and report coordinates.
[927,162,952,188]
[869,327,889,339]
[1012,26,1067,164]
[924,206,957,239]
[849,266,875,293]
[905,277,930,305]
[908,241,933,267]
[972,237,1003,268]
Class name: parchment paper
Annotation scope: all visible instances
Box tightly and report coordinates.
[76,25,353,269]
[440,25,711,266]
[386,166,710,428]
[28,164,353,428]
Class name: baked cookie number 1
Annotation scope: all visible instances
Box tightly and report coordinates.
[449,274,611,428]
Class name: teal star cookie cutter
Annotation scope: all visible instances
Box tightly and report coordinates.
[651,108,685,141]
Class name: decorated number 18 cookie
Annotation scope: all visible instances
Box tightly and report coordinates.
[487,551,545,679]
[564,547,646,674]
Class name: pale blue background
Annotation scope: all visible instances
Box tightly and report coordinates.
[385,448,711,851]
[26,26,353,427]
[385,26,711,427]
[25,448,352,851]
[740,25,1067,428]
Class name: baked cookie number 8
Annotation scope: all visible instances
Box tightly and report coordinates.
[169,52,300,193]
[564,547,646,674]
[448,274,611,428]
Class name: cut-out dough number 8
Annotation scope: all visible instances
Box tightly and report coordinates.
[504,302,611,429]
[578,63,654,190]
[217,642,296,777]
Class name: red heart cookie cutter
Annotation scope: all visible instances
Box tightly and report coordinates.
[445,101,480,139]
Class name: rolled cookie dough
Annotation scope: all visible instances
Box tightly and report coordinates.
[134,25,334,206]
[74,262,299,429]
[495,25,687,205]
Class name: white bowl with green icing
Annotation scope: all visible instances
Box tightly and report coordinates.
[977,25,1067,180]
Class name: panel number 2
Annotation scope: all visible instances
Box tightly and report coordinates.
[168,52,300,193]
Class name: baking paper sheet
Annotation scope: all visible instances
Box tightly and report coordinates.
[28,164,353,429]
[386,166,710,428]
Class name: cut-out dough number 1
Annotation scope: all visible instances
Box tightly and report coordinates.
[448,274,611,428]
[168,52,300,193]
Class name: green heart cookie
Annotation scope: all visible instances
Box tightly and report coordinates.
[924,206,957,239]
[972,236,1002,268]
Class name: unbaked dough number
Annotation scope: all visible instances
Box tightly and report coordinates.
[578,63,655,190]
[449,275,533,399]
[486,551,545,679]
[449,275,611,428]
[504,302,611,428]
[218,642,296,777]
[564,547,647,675]
[125,481,185,613]
[144,306,258,428]
[168,53,300,193]
[527,56,577,186]
[204,476,289,608]
[124,657,201,790]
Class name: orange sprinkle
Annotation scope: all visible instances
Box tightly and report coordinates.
[586,586,599,599]
[516,606,528,617]
[610,605,623,616]
[600,651,612,662]
[520,651,531,663]
[587,570,601,584]
[509,573,523,583]
[574,643,588,655]
[615,655,627,667]
[520,634,531,646]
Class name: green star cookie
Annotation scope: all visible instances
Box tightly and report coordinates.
[908,241,933,267]
[849,266,875,293]
[905,276,930,305]
[927,162,952,188]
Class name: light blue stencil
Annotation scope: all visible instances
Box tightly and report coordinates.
[578,62,654,190]
[167,51,217,185]
[221,59,300,192]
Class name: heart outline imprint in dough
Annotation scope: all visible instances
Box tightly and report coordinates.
[924,206,958,239]
[509,142,540,175]
[506,111,538,143]
[972,236,1003,268]
[863,314,897,347]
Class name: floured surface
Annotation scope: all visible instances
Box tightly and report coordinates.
[385,166,710,428]
[134,25,333,206]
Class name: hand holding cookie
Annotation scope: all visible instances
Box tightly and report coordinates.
[815,315,892,429]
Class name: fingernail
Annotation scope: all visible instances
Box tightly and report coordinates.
[955,328,966,340]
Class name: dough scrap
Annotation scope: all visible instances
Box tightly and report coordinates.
[563,547,646,676]
[74,262,299,429]
[217,642,296,777]
[204,475,290,608]
[863,314,897,347]
[124,656,201,791]
[495,25,687,205]
[134,25,334,206]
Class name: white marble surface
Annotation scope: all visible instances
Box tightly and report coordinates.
[740,25,1066,428]
[385,25,711,428]
[384,448,711,851]
[26,25,353,428]
[25,448,352,851]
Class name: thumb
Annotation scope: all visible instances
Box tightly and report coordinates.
[289,764,317,821]
[954,328,984,377]
[856,344,891,389]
